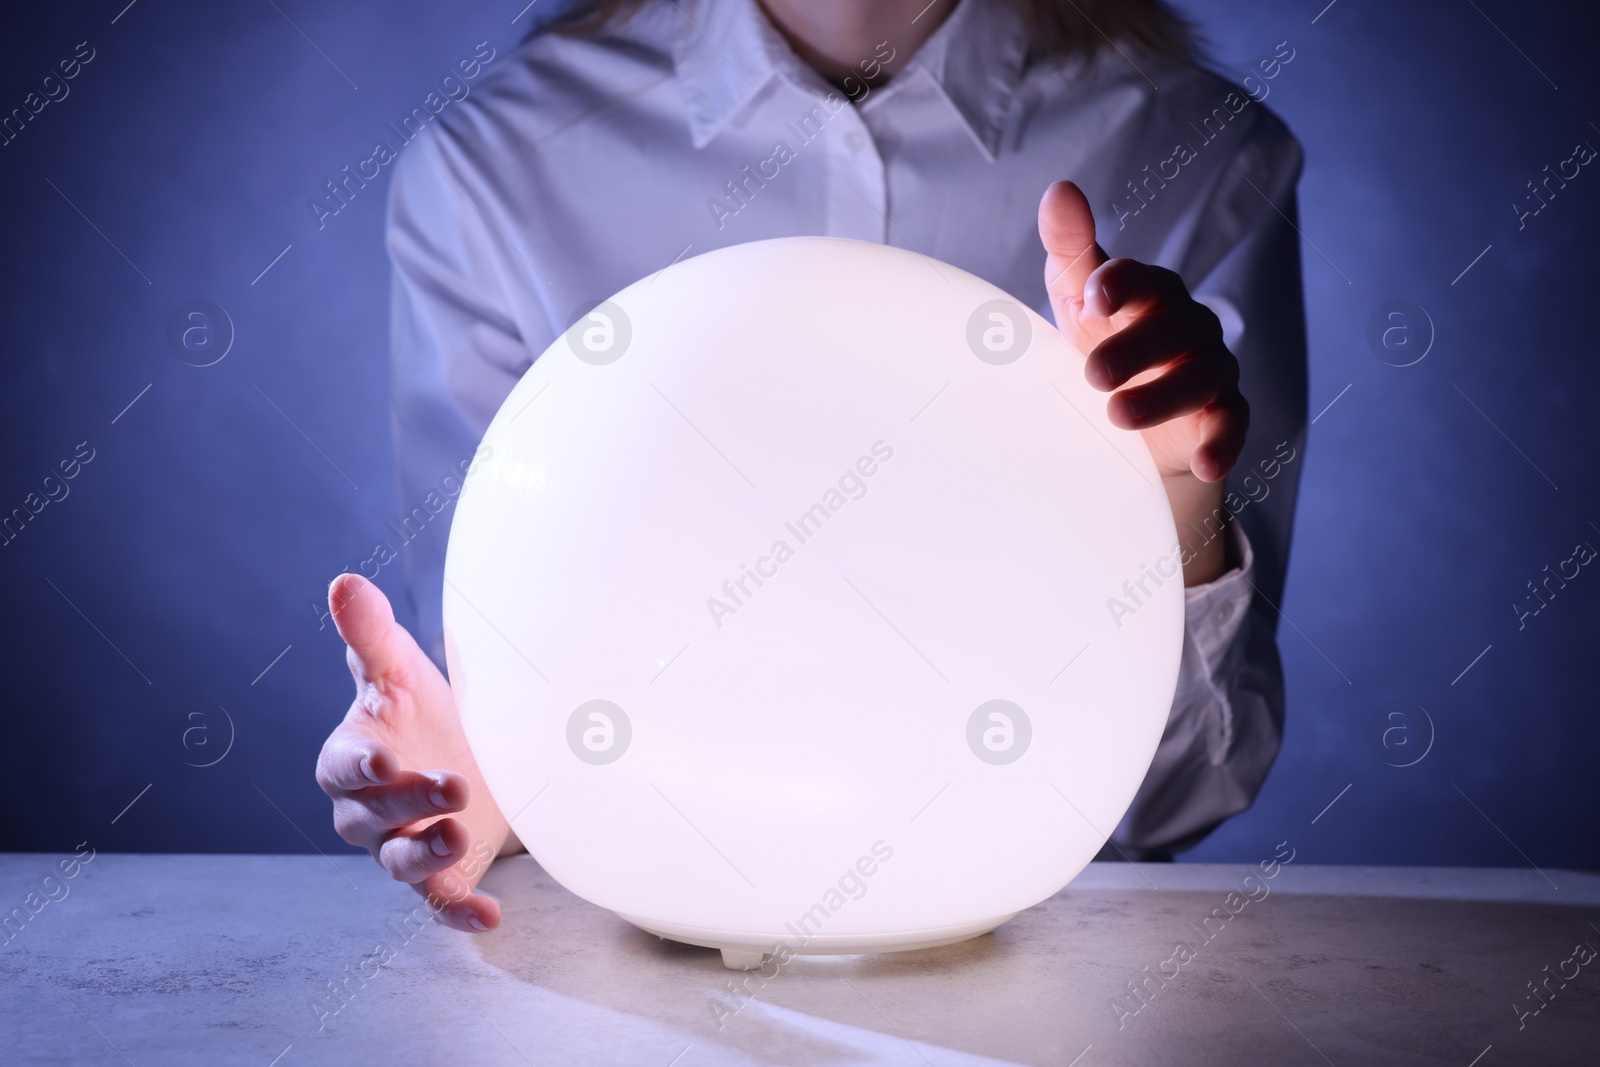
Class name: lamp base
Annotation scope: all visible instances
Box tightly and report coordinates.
[617,912,1017,970]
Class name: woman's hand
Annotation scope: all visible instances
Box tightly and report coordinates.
[1037,180,1246,584]
[316,573,514,931]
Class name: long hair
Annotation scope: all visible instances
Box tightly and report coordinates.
[538,0,1206,68]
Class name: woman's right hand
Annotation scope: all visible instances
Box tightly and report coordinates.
[315,573,514,931]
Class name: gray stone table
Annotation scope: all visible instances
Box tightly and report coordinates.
[1,854,1597,1065]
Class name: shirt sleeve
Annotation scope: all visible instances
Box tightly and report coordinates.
[1110,518,1286,853]
[1109,103,1308,854]
[386,127,544,669]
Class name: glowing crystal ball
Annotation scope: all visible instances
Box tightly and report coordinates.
[443,237,1184,969]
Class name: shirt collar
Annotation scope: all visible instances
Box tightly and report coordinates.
[897,0,1029,162]
[671,0,1029,161]
[670,0,795,149]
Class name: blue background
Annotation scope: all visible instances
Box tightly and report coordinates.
[2,0,1595,871]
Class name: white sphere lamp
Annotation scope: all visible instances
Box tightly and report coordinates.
[443,237,1185,969]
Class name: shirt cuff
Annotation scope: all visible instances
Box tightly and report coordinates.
[1109,516,1272,851]
[1182,516,1256,672]
[1171,517,1256,768]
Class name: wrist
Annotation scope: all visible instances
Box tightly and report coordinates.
[1162,471,1230,587]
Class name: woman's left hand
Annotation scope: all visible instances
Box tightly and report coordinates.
[1036,180,1247,486]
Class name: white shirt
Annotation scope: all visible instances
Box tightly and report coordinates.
[385,0,1308,852]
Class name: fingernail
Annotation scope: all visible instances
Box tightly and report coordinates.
[466,914,489,932]
[429,784,449,810]
[1095,357,1118,390]
[1098,280,1116,312]
[360,755,382,785]
[1124,394,1145,420]
[430,830,452,858]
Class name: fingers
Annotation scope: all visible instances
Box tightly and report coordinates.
[1037,179,1247,483]
[316,723,399,794]
[1191,392,1250,482]
[416,870,503,933]
[1080,285,1242,479]
[1097,340,1247,481]
[1085,259,1193,323]
[329,769,469,848]
[381,829,505,932]
[1085,310,1224,392]
[378,816,470,884]
[1083,298,1245,481]
[329,573,412,684]
[1038,181,1107,319]
[1105,356,1226,430]
[358,769,467,826]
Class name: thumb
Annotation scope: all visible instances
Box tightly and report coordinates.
[1038,180,1108,325]
[330,573,412,683]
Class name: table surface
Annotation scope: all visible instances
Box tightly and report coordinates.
[1,854,1596,1066]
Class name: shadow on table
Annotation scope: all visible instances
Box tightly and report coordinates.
[470,858,1600,1066]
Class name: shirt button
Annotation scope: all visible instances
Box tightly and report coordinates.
[845,131,866,153]
[1215,603,1233,625]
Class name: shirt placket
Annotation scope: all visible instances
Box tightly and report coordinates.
[820,102,887,243]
